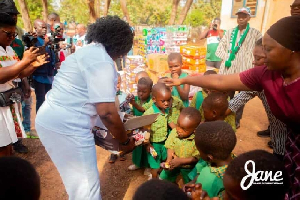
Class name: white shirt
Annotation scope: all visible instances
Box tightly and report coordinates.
[74,34,87,51]
[35,43,118,135]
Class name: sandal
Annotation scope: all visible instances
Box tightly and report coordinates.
[109,154,118,163]
[119,153,126,161]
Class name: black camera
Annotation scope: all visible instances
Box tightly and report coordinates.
[47,24,65,53]
[213,24,218,31]
[22,33,38,47]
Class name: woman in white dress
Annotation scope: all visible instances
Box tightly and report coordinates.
[0,13,47,156]
[35,16,135,200]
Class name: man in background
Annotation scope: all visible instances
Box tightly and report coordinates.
[199,18,224,69]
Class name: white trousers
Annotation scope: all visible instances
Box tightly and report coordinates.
[35,123,101,200]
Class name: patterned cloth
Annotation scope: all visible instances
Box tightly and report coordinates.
[284,129,300,200]
[191,91,236,132]
[168,96,184,124]
[0,46,26,147]
[143,96,182,125]
[143,104,169,143]
[216,27,262,75]
[133,95,151,116]
[229,91,287,155]
[165,129,200,168]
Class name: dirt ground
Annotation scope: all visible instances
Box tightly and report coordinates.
[15,92,271,200]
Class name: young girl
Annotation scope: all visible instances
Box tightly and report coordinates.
[167,53,190,107]
[127,77,153,171]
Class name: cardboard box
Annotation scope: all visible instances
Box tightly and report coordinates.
[92,114,159,153]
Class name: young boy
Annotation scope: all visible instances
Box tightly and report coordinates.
[202,92,236,132]
[127,77,153,170]
[160,107,201,184]
[167,53,190,107]
[185,121,237,199]
[144,83,172,179]
[136,77,184,130]
[128,77,153,116]
[223,150,289,200]
[135,71,150,84]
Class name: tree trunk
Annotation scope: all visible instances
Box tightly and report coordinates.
[177,0,193,25]
[17,0,32,32]
[87,0,97,23]
[168,0,180,25]
[120,0,131,24]
[103,0,111,16]
[41,0,48,22]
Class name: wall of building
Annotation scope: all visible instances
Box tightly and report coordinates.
[220,0,293,33]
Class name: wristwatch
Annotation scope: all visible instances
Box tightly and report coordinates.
[120,138,130,146]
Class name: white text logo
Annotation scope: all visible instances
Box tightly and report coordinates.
[240,160,283,190]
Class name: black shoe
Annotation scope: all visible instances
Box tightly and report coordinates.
[257,129,270,138]
[13,140,28,154]
[108,154,118,164]
[236,123,240,129]
[267,141,273,149]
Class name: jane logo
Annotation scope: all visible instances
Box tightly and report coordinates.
[240,160,283,190]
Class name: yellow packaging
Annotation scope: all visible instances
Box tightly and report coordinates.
[180,45,206,57]
[147,54,169,73]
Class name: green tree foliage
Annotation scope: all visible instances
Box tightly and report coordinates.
[15,0,54,29]
[59,0,90,24]
[184,0,222,27]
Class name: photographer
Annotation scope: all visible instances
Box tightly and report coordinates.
[0,13,48,157]
[32,19,57,112]
[199,18,224,69]
[1,0,34,152]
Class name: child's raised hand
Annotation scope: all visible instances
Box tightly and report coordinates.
[171,73,179,79]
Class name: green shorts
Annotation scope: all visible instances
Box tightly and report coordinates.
[147,142,167,169]
[160,168,193,184]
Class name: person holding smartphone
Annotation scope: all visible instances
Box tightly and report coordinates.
[199,18,224,69]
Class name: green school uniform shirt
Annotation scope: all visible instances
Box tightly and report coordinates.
[165,129,200,168]
[167,72,189,107]
[191,91,236,132]
[143,104,169,143]
[133,95,151,116]
[142,96,183,125]
[188,154,236,199]
[168,96,183,124]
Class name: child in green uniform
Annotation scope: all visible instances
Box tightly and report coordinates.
[128,77,153,116]
[190,70,236,132]
[143,83,172,179]
[166,53,190,107]
[127,77,153,171]
[160,107,201,184]
[184,121,237,199]
[202,92,236,131]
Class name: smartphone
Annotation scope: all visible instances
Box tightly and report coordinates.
[37,46,46,55]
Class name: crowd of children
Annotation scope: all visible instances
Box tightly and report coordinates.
[101,51,289,200]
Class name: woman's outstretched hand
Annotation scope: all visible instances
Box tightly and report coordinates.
[31,54,50,68]
[161,77,182,87]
